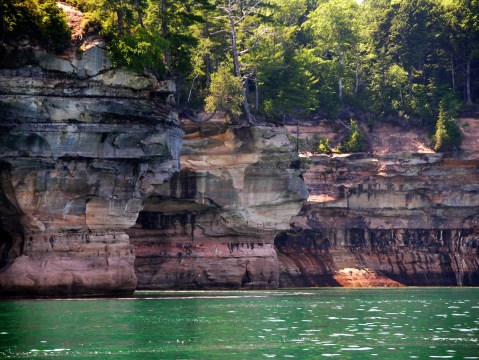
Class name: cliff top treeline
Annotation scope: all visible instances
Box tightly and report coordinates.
[1,0,478,132]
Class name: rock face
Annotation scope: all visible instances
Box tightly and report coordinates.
[1,26,477,295]
[128,123,308,289]
[0,42,182,297]
[277,151,479,287]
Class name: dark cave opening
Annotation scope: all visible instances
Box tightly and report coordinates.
[0,226,13,270]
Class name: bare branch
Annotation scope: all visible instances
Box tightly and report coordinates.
[238,39,259,56]
[209,29,229,36]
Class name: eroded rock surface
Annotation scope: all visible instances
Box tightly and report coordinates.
[277,151,479,286]
[128,123,308,289]
[0,42,182,297]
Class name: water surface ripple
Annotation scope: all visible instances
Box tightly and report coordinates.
[0,288,478,359]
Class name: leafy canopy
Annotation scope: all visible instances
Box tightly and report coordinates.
[1,0,71,53]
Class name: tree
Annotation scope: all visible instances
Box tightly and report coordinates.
[216,1,261,124]
[205,61,244,121]
[359,0,460,124]
[441,0,479,104]
[144,0,213,76]
[1,0,71,53]
[340,119,368,152]
[433,102,462,151]
[91,0,168,76]
[388,0,438,101]
[249,8,318,121]
[305,0,360,102]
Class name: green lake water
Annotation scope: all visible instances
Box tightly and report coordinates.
[0,288,478,359]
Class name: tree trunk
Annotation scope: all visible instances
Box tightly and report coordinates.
[451,56,455,92]
[296,115,300,154]
[466,59,472,104]
[161,0,170,67]
[117,9,124,35]
[135,0,144,27]
[255,76,259,116]
[408,68,413,101]
[355,51,359,95]
[228,0,254,124]
[205,54,211,84]
[1,6,5,42]
[187,74,199,103]
[338,45,344,101]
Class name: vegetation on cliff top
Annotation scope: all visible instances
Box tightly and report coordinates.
[1,0,71,53]
[1,0,477,149]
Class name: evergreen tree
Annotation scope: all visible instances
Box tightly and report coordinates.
[441,0,479,104]
[205,60,244,121]
[433,102,462,151]
[8,0,475,123]
[305,0,360,102]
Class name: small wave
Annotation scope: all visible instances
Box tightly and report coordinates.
[265,318,285,322]
[341,347,373,351]
[451,327,479,332]
[30,349,70,352]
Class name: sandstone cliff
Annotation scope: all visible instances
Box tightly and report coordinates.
[0,39,182,297]
[128,121,308,289]
[1,2,477,295]
[277,124,479,287]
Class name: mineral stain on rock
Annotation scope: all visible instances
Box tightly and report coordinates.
[0,32,182,297]
[128,123,308,290]
[276,151,479,287]
[1,3,478,298]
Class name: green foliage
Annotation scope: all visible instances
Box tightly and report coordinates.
[340,120,368,153]
[4,0,475,121]
[317,137,332,154]
[107,26,168,74]
[37,0,72,52]
[433,103,463,151]
[205,62,243,121]
[1,0,71,53]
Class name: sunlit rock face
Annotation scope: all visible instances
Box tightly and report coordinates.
[0,42,182,297]
[128,123,308,289]
[277,152,479,287]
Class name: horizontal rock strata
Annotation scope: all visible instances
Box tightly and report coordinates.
[0,41,182,297]
[277,152,479,286]
[128,124,308,289]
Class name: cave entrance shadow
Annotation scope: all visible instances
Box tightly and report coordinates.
[274,230,341,287]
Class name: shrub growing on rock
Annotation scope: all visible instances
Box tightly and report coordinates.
[1,0,71,53]
[433,103,463,152]
[205,61,243,121]
[340,120,368,153]
[317,137,332,154]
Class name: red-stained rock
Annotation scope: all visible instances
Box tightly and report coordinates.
[0,40,182,298]
[128,123,308,289]
[276,150,479,287]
